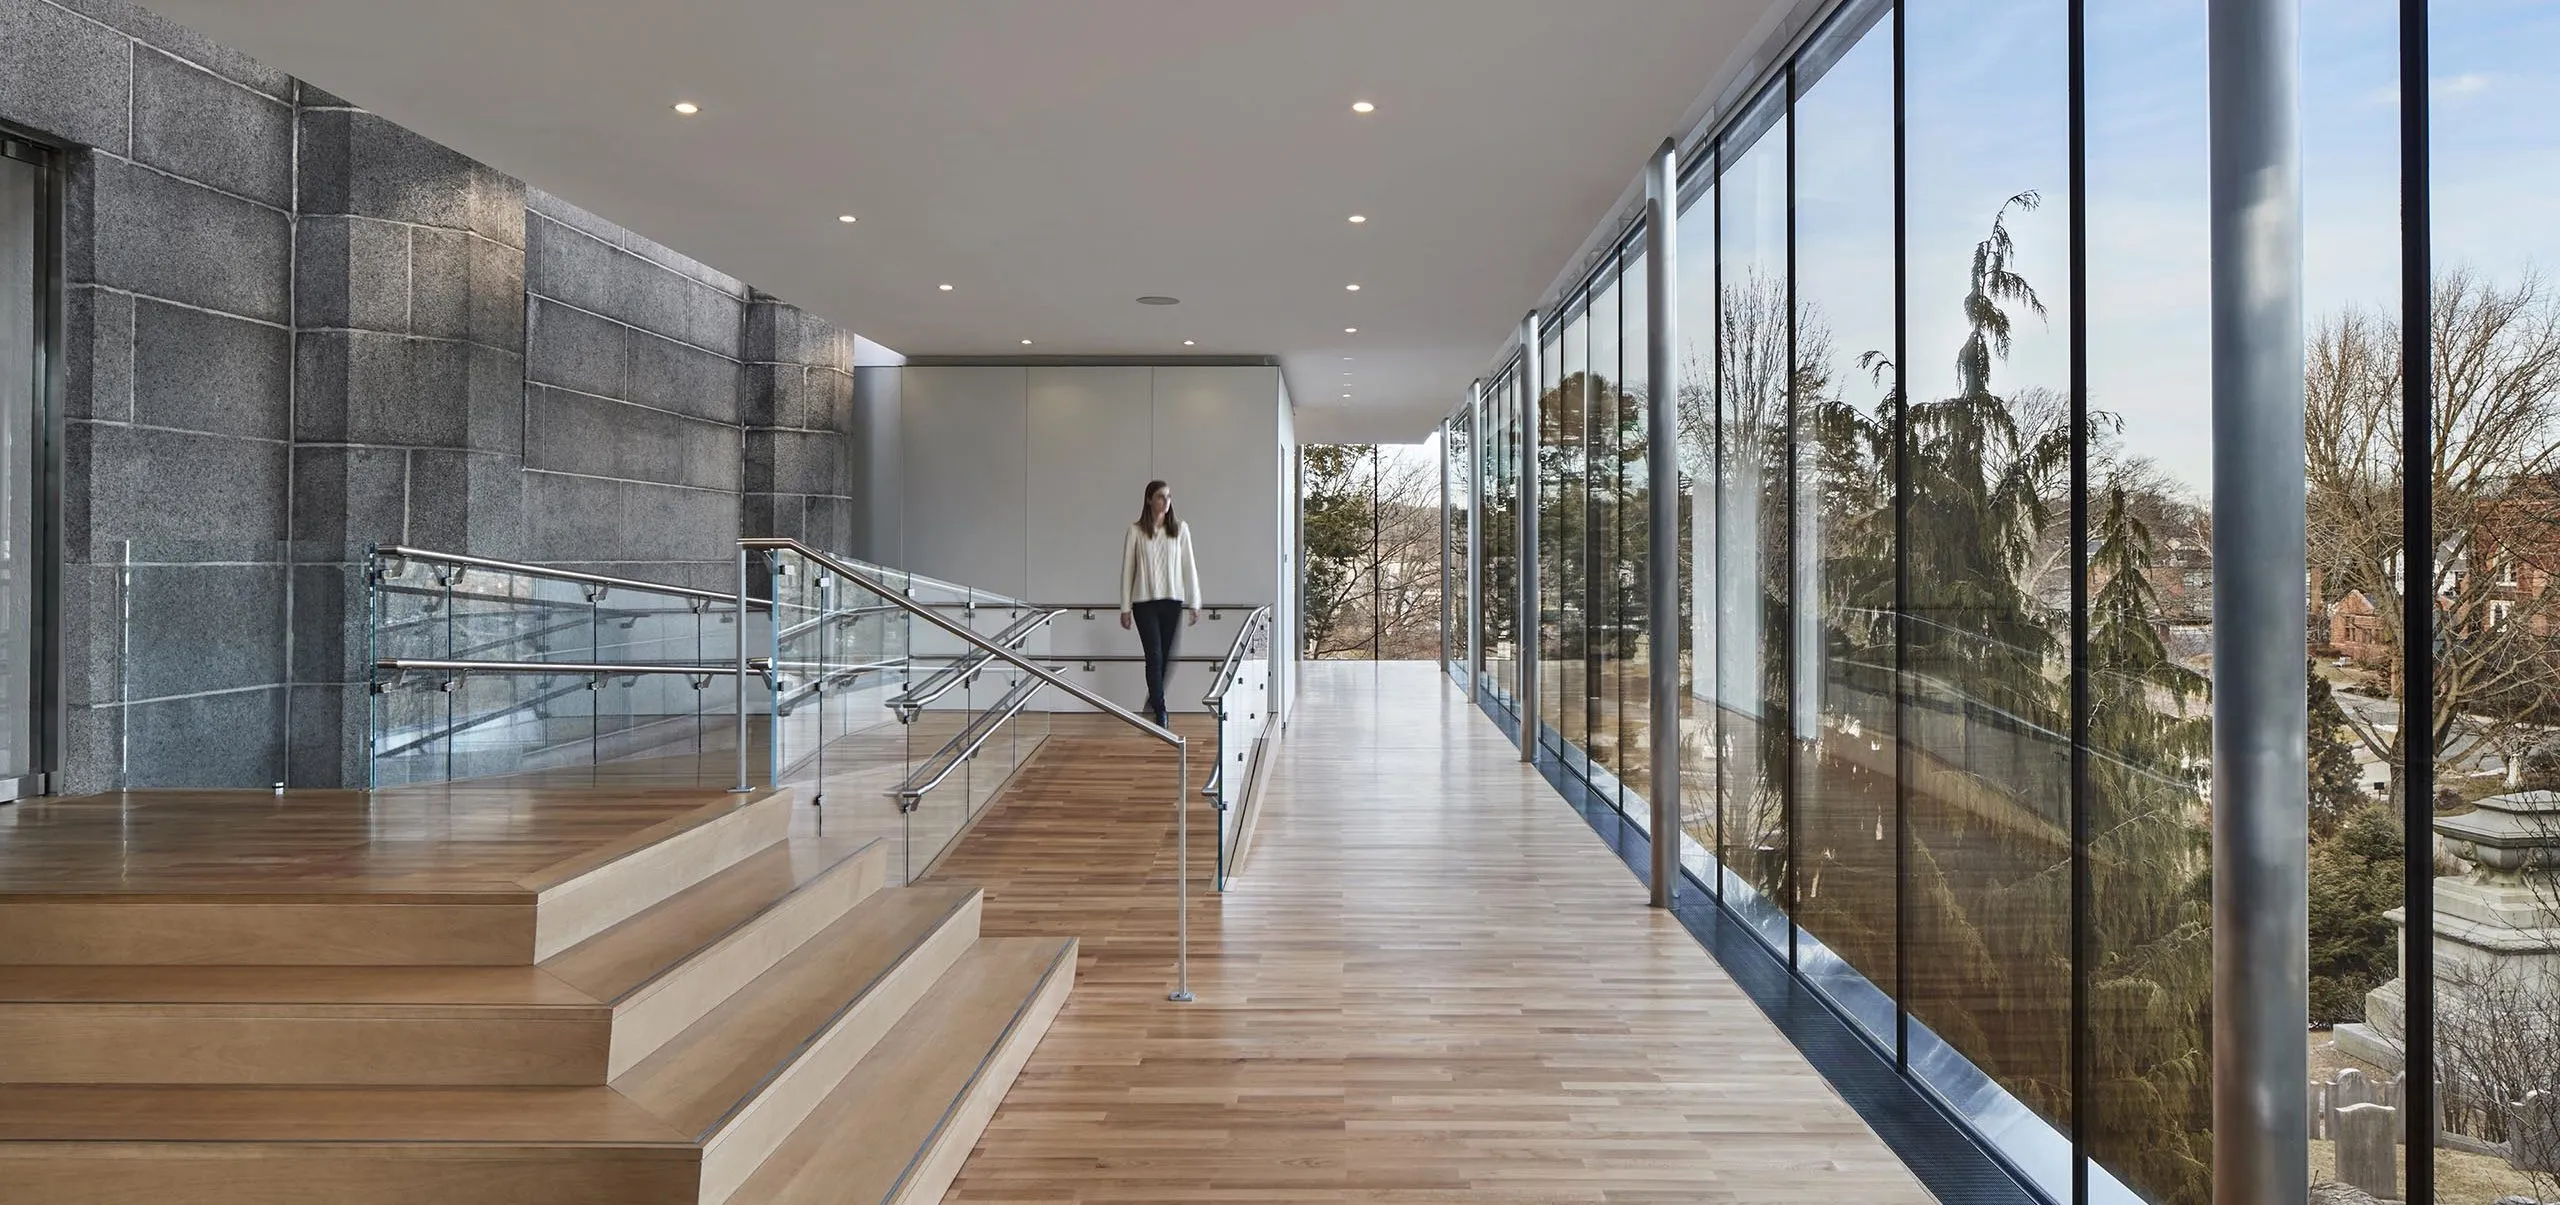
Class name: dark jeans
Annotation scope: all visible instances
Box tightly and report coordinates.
[1131,598,1184,717]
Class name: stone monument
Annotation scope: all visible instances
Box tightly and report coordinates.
[2336,790,2560,1070]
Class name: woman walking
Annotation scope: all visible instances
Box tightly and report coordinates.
[1120,479,1202,727]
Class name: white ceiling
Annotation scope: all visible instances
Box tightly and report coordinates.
[149,0,1785,443]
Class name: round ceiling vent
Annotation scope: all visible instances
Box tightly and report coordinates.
[1136,295,1180,306]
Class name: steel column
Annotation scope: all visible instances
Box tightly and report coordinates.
[1518,312,1542,762]
[1439,417,1452,673]
[1644,139,1681,909]
[1468,380,1486,701]
[2207,0,2308,1200]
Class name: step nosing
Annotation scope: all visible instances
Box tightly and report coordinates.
[684,891,979,1145]
[878,941,1073,1205]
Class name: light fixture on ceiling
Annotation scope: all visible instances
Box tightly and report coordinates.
[1343,393,1352,399]
[1347,214,1367,224]
[837,214,857,224]
[1351,100,1376,114]
[1020,339,1033,345]
[1344,327,1358,334]
[1137,295,1180,306]
[672,101,700,115]
[938,284,953,291]
[1183,340,1197,346]
[1345,283,1361,292]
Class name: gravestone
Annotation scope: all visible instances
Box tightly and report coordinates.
[2333,1068,2378,1140]
[2311,1078,2333,1140]
[2336,1102,2400,1200]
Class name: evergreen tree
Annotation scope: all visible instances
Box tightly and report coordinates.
[2308,661,2370,835]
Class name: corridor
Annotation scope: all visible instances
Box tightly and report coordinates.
[931,661,1937,1202]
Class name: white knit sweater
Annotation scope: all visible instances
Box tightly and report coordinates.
[1121,521,1203,611]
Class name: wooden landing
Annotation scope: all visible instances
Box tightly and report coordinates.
[0,781,1078,1205]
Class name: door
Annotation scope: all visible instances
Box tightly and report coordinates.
[0,139,51,800]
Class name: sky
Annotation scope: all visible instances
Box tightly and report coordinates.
[1659,0,2560,503]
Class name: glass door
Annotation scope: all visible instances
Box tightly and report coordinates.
[0,141,50,800]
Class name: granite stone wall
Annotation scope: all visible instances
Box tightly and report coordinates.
[0,0,870,790]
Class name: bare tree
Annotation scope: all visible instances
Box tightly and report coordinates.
[2306,268,2560,801]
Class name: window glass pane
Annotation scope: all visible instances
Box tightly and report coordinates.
[1676,170,1721,877]
[1717,84,1792,954]
[2425,5,2560,1204]
[1486,367,1518,710]
[1541,324,1565,751]
[2085,1,2215,1200]
[1591,271,1626,803]
[1790,8,1900,1045]
[2296,3,2405,1201]
[1902,0,2075,1192]
[1561,301,1592,773]
[1451,407,1473,679]
[1622,251,1656,812]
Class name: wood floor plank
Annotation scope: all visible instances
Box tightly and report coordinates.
[925,662,1940,1204]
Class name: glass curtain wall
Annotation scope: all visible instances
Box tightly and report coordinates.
[1432,0,2560,1202]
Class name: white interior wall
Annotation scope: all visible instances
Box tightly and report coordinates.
[898,364,1292,715]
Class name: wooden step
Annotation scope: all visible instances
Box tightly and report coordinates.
[735,937,1078,1205]
[0,890,987,1205]
[616,885,984,1205]
[0,836,887,1086]
[545,834,888,1079]
[0,787,794,966]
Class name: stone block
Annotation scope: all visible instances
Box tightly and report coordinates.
[58,562,125,708]
[744,297,803,366]
[53,0,293,99]
[622,228,744,297]
[466,345,526,457]
[630,330,742,424]
[609,252,743,359]
[67,422,287,558]
[58,703,124,795]
[62,285,134,422]
[294,214,411,332]
[524,386,620,479]
[286,681,367,789]
[526,187,621,245]
[465,448,527,559]
[746,429,842,497]
[468,234,527,351]
[524,471,625,562]
[298,109,476,228]
[124,686,286,788]
[2332,1102,2397,1200]
[290,444,408,561]
[0,0,133,153]
[90,155,291,323]
[133,298,289,440]
[2513,1090,2560,1175]
[298,330,471,448]
[131,47,293,209]
[525,297,626,398]
[123,561,287,699]
[409,226,472,341]
[295,80,355,110]
[526,210,622,317]
[468,165,526,250]
[620,480,736,565]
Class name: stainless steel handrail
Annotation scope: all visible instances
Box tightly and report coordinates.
[738,537,1196,1004]
[773,602,909,644]
[375,545,766,610]
[891,673,1044,805]
[378,658,739,677]
[891,610,1058,719]
[1202,606,1276,712]
[1044,602,1262,617]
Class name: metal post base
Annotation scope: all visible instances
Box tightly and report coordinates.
[1167,990,1194,1003]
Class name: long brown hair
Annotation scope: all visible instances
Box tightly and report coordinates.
[1134,480,1179,537]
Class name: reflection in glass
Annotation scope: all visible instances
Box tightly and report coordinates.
[1901,0,2074,1189]
[1674,168,1722,868]
[1589,272,1626,803]
[1559,302,1592,775]
[1620,251,1656,811]
[1540,322,1566,753]
[1790,7,1900,1043]
[1717,84,1793,953]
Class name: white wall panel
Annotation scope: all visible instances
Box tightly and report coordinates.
[1025,367,1155,612]
[898,367,1028,597]
[1150,366,1280,605]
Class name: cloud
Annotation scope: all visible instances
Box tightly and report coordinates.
[2438,72,2492,97]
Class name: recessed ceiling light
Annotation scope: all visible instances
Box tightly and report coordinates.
[1343,393,1352,399]
[1183,340,1196,346]
[672,102,700,115]
[1137,295,1180,306]
[1342,356,1353,361]
[1345,283,1361,292]
[837,214,857,224]
[1351,101,1376,114]
[938,283,954,291]
[1347,214,1367,224]
[1020,339,1033,345]
[1344,327,1358,334]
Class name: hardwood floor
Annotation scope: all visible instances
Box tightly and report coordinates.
[928,661,1938,1203]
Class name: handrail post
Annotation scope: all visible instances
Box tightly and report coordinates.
[1170,735,1192,1003]
[733,544,752,793]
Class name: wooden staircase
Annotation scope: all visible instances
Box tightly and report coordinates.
[0,786,1075,1205]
